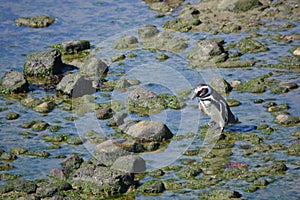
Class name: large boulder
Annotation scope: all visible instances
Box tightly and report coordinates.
[0,70,29,93]
[127,87,166,115]
[218,0,262,12]
[23,49,64,77]
[209,77,232,95]
[56,73,95,98]
[120,120,173,142]
[186,39,228,66]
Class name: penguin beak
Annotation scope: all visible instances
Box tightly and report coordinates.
[191,92,197,100]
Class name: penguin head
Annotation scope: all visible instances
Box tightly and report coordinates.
[191,84,211,100]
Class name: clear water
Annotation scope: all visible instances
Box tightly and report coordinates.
[0,0,300,199]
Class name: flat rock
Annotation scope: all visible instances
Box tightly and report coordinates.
[15,15,55,28]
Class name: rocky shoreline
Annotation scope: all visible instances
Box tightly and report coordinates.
[0,0,300,199]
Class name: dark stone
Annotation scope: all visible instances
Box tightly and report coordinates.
[61,154,84,170]
[5,112,20,120]
[36,185,58,198]
[218,0,262,12]
[23,49,64,77]
[49,168,68,180]
[210,189,242,198]
[61,40,90,54]
[137,180,165,193]
[111,155,146,173]
[96,107,113,120]
[0,152,17,161]
[15,15,55,28]
[0,70,29,93]
[56,73,95,98]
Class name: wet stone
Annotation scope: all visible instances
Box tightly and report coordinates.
[5,112,20,120]
[0,70,29,94]
[113,35,138,50]
[31,121,49,131]
[79,56,108,77]
[61,40,90,54]
[96,107,113,120]
[286,141,300,156]
[209,77,232,94]
[138,24,160,39]
[10,146,27,155]
[137,180,165,194]
[275,113,299,126]
[61,154,84,170]
[15,15,55,28]
[237,38,269,54]
[0,152,17,161]
[66,137,84,145]
[209,189,242,199]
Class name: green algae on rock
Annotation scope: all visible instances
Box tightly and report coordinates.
[15,15,55,28]
[237,38,269,54]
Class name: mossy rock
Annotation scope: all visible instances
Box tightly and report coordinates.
[13,180,37,194]
[43,134,69,143]
[15,15,55,28]
[10,146,28,155]
[66,137,85,145]
[176,163,202,179]
[0,152,17,161]
[31,121,49,131]
[286,142,300,156]
[237,38,269,54]
[236,73,273,93]
[5,112,20,120]
[25,151,50,158]
[137,180,165,193]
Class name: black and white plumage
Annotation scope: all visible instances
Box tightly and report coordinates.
[191,84,238,132]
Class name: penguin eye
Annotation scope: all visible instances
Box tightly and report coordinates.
[199,88,208,97]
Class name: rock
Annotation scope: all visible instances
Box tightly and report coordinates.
[275,114,299,126]
[163,5,201,32]
[138,24,160,39]
[236,73,273,93]
[279,82,298,89]
[61,154,83,170]
[96,107,113,120]
[21,97,43,108]
[210,189,242,198]
[23,49,63,77]
[61,40,90,54]
[33,101,55,113]
[72,164,134,195]
[111,54,126,62]
[0,152,17,161]
[79,56,108,77]
[137,180,165,193]
[107,112,128,126]
[237,38,269,54]
[26,151,50,158]
[293,47,300,56]
[113,35,138,50]
[0,70,29,94]
[111,155,146,173]
[66,137,84,145]
[13,180,37,194]
[141,32,188,54]
[186,39,228,66]
[15,15,55,28]
[31,120,49,131]
[156,53,169,61]
[148,2,171,13]
[50,168,68,180]
[286,141,300,156]
[114,78,140,91]
[227,99,241,107]
[56,73,95,98]
[230,80,242,88]
[5,112,20,120]
[121,120,173,142]
[10,146,27,155]
[84,130,107,144]
[263,162,287,174]
[127,87,166,115]
[209,77,232,94]
[218,0,262,13]
[36,185,58,198]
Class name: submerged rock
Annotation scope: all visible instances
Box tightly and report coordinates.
[0,70,29,94]
[275,113,299,126]
[121,120,173,142]
[15,15,55,28]
[61,40,90,54]
[56,73,95,98]
[237,38,269,54]
[23,49,64,77]
[138,24,160,39]
[113,35,138,50]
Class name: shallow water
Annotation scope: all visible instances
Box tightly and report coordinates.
[0,0,300,199]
